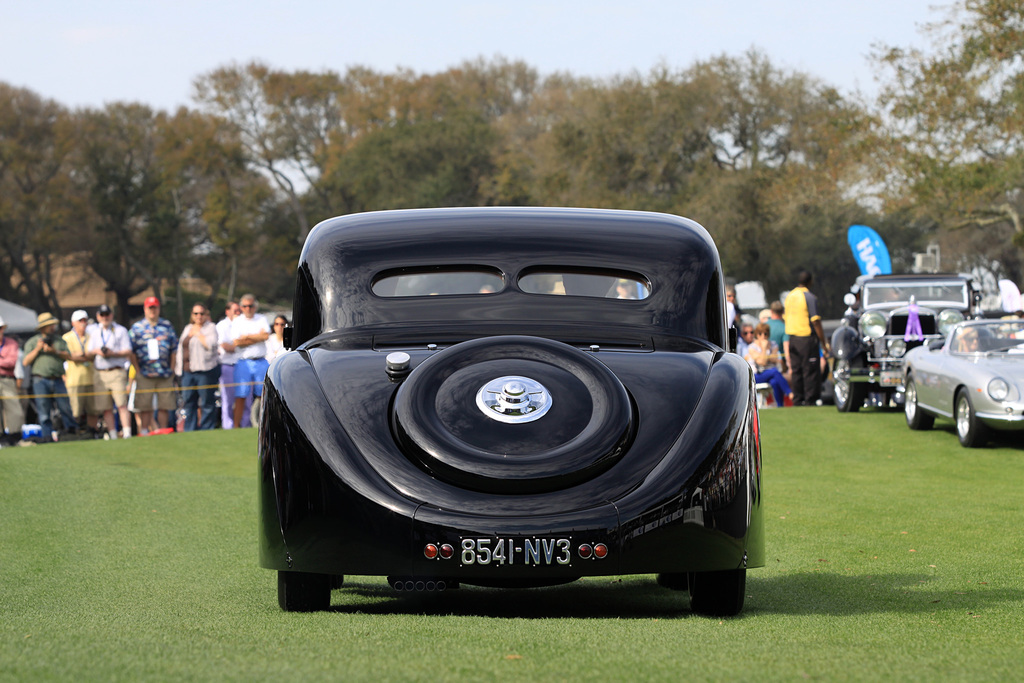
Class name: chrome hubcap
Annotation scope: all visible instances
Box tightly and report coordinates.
[956,397,970,437]
[476,375,552,424]
[906,383,916,420]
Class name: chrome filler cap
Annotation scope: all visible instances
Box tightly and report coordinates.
[475,375,552,424]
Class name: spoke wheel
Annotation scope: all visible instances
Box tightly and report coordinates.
[955,388,988,448]
[834,360,866,413]
[904,376,933,430]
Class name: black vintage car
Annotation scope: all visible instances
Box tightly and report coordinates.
[830,273,979,412]
[258,207,763,616]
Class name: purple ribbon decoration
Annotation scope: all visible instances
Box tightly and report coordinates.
[904,298,923,341]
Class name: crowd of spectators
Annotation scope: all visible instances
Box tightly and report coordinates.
[728,272,831,408]
[0,294,289,446]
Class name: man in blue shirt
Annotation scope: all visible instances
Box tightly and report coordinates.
[129,297,178,433]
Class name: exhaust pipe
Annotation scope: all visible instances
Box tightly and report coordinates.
[387,576,454,592]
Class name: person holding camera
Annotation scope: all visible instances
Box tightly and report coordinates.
[86,304,134,439]
[22,312,76,443]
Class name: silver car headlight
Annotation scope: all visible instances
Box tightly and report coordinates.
[938,309,965,337]
[987,378,1010,402]
[887,339,907,358]
[859,311,887,340]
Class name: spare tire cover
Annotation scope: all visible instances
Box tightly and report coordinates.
[393,335,633,493]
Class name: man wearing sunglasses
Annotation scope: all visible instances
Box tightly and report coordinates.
[229,294,270,429]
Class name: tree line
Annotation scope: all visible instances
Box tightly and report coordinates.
[2,0,1021,325]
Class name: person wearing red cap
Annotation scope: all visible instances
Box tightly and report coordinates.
[128,297,178,434]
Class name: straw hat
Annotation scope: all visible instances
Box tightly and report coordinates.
[36,312,59,330]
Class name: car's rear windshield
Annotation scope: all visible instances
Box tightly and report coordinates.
[518,270,650,299]
[372,267,651,300]
[863,282,968,308]
[372,268,504,297]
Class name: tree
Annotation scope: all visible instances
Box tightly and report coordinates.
[0,83,77,314]
[193,63,348,243]
[73,103,168,323]
[875,0,1024,280]
[156,107,275,315]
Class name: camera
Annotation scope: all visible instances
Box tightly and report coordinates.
[101,346,110,355]
[43,334,57,346]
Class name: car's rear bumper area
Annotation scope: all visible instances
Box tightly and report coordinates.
[258,347,763,580]
[261,494,760,580]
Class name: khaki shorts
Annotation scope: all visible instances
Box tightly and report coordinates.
[95,368,129,410]
[134,375,177,411]
[66,384,98,418]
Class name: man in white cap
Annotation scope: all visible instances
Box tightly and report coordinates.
[0,315,25,441]
[86,304,134,439]
[22,312,76,442]
[63,310,99,436]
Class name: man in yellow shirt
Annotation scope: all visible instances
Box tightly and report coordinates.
[784,271,830,406]
[63,310,99,435]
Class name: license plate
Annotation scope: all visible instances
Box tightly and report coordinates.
[460,538,572,566]
[880,370,902,387]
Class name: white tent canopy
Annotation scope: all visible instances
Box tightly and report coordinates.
[0,298,39,335]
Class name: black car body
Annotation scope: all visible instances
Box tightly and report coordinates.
[258,207,764,616]
[831,273,979,412]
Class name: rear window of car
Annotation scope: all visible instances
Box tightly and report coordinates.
[372,268,504,297]
[518,270,650,299]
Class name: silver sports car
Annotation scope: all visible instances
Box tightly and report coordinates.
[904,319,1024,447]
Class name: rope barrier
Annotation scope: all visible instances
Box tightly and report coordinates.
[1,381,261,402]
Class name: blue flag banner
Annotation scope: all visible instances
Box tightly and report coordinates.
[847,225,892,276]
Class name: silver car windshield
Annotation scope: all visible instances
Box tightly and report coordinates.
[862,282,968,308]
[950,321,1024,355]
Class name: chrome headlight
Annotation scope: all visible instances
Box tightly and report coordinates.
[938,309,965,337]
[987,378,1010,402]
[887,339,907,358]
[859,311,887,340]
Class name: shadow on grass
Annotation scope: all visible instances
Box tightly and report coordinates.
[322,571,1020,619]
[329,578,693,619]
[746,571,1020,616]
[928,423,1024,450]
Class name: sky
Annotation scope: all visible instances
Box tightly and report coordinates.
[2,0,950,112]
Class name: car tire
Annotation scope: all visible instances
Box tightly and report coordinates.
[904,376,934,430]
[955,388,988,448]
[688,568,746,617]
[278,571,331,612]
[834,359,867,413]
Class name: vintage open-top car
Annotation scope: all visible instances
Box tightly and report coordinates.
[904,318,1024,447]
[831,273,979,412]
[258,207,763,616]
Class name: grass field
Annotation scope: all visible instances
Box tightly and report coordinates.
[2,408,1022,681]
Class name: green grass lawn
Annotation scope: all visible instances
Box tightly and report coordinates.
[1,409,1022,681]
